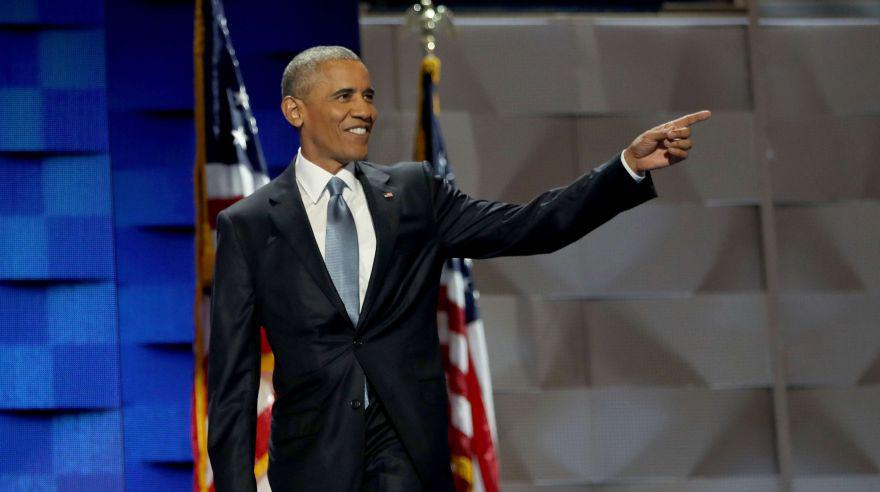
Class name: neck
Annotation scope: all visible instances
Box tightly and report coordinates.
[300,147,346,175]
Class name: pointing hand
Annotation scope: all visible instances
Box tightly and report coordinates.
[623,110,712,173]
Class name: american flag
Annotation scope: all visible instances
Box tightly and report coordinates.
[192,0,273,490]
[414,54,501,492]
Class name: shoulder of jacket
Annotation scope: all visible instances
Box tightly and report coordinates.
[361,160,430,177]
[220,180,274,221]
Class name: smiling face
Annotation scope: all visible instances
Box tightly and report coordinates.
[282,59,377,172]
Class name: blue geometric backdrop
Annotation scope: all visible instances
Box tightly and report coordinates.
[0,0,359,489]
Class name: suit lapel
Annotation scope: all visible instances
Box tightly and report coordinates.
[355,162,400,330]
[267,161,352,326]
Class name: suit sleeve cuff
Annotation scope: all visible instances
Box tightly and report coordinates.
[620,150,646,182]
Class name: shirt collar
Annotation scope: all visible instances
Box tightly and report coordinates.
[295,148,357,205]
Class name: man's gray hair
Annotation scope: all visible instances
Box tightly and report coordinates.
[281,45,361,99]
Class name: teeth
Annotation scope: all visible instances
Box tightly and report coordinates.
[347,128,367,135]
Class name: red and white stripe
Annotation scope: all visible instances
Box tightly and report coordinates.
[205,162,269,228]
[438,258,500,492]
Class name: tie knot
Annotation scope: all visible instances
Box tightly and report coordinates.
[327,176,347,197]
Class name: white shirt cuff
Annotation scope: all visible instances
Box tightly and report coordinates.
[620,150,645,182]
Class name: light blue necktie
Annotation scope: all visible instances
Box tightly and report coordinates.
[325,176,360,326]
[324,177,370,407]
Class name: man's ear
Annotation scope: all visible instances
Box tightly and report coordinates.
[281,95,303,129]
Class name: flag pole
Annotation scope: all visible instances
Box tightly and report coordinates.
[406,5,502,492]
[192,1,211,490]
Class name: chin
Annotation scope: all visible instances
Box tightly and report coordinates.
[348,147,369,162]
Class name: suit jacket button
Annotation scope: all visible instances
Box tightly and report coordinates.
[350,399,362,410]
[353,337,364,347]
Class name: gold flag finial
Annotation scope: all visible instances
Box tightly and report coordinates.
[405,0,454,55]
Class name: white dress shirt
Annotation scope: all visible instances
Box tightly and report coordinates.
[294,149,377,310]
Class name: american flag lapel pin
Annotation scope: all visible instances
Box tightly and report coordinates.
[383,191,394,200]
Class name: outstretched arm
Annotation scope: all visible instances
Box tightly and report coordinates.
[207,211,260,492]
[431,111,711,259]
[431,153,656,259]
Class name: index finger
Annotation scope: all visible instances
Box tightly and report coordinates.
[671,110,712,128]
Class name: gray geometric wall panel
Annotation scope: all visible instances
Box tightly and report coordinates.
[361,8,880,490]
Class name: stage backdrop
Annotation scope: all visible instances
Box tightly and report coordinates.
[0,0,358,490]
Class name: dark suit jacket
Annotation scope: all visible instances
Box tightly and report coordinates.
[207,155,656,491]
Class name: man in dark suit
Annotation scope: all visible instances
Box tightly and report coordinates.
[207,45,710,492]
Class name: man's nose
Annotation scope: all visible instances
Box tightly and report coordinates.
[351,97,373,121]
